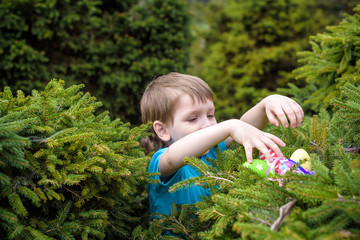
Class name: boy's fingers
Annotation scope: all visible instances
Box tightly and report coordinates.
[266,109,280,127]
[283,101,304,128]
[264,132,286,147]
[244,145,253,163]
[282,105,297,128]
[260,133,286,160]
[261,138,284,159]
[273,108,289,128]
[292,103,304,127]
[256,142,274,162]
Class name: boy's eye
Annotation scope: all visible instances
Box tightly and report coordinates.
[207,115,214,118]
[188,117,197,122]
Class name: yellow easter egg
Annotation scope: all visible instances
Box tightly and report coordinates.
[301,161,311,171]
[290,149,311,170]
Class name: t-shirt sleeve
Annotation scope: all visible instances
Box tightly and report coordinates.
[148,148,176,183]
[218,141,227,151]
[148,148,167,174]
[149,142,226,183]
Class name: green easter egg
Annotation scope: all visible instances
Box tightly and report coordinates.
[243,159,274,178]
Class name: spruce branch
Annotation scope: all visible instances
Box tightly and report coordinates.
[270,199,296,231]
[108,223,128,237]
[8,224,24,239]
[249,216,272,227]
[203,172,234,183]
[25,226,56,240]
[164,216,194,240]
[8,192,28,217]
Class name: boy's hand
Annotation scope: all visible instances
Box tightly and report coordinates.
[263,95,304,128]
[228,120,285,163]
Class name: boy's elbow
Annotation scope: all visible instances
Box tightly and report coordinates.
[158,152,179,177]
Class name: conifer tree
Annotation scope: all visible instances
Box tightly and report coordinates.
[137,86,360,240]
[0,80,150,239]
[0,0,192,123]
[286,5,360,113]
[136,5,360,239]
[330,83,360,152]
[190,0,356,121]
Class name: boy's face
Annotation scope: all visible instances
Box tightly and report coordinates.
[166,94,217,144]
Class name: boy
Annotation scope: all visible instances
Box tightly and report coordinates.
[140,72,303,217]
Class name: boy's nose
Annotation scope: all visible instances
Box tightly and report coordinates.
[200,117,212,129]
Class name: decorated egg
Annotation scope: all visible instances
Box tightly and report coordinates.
[290,149,311,170]
[243,159,275,178]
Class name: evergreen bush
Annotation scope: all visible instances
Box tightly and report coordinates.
[285,5,360,113]
[0,0,192,123]
[190,0,356,121]
[137,82,360,240]
[136,4,360,238]
[0,80,150,239]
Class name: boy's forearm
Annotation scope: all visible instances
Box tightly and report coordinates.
[159,120,235,177]
[241,94,304,129]
[240,99,268,130]
[159,119,285,177]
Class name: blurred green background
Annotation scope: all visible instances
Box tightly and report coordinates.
[1,0,357,123]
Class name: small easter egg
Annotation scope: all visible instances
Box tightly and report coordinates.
[243,159,274,178]
[290,149,311,170]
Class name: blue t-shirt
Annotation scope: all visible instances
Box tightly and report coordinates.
[147,141,227,217]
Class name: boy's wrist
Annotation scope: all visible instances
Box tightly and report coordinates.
[260,95,271,111]
[225,119,247,136]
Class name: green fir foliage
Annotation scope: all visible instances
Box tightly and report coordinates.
[0,79,151,239]
[141,85,360,239]
[191,0,356,121]
[138,6,360,233]
[2,1,360,239]
[331,83,360,146]
[0,0,192,123]
[289,5,360,113]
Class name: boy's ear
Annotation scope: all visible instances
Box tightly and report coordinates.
[153,120,171,142]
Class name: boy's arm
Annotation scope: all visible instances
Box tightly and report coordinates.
[225,95,304,146]
[241,94,303,129]
[159,119,285,177]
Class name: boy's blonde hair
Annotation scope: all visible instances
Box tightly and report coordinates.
[140,72,213,153]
